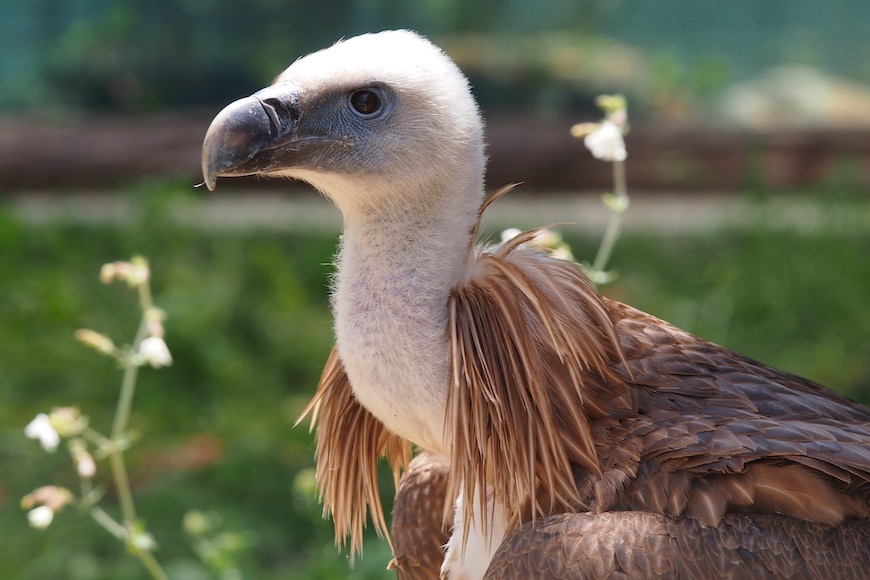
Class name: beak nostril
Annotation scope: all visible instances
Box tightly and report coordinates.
[257,95,300,138]
[257,97,284,136]
[250,81,301,139]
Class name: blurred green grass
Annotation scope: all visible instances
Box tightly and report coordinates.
[1,181,868,579]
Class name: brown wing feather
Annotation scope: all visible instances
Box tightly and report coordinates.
[389,452,453,579]
[484,511,870,579]
[605,300,870,526]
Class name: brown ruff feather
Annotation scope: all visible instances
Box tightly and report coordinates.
[446,237,628,538]
[298,189,629,558]
[297,348,411,559]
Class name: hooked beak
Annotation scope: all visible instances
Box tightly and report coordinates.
[201,82,304,191]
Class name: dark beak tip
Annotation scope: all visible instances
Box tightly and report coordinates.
[200,83,302,190]
[201,123,227,192]
[200,96,269,190]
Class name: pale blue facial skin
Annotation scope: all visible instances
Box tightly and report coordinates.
[202,78,408,188]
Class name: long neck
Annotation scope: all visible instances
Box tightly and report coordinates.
[331,180,481,453]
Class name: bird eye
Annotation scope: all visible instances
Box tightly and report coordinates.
[350,89,383,117]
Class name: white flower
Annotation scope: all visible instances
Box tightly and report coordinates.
[27,505,54,529]
[139,336,172,368]
[500,228,522,243]
[25,413,60,453]
[584,121,627,162]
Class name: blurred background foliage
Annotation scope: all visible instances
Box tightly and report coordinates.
[1,0,869,126]
[2,1,870,579]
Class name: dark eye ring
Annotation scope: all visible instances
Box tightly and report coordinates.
[350,89,383,117]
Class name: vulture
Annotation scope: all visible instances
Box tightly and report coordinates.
[201,30,870,579]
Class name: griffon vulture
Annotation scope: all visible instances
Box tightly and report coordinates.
[201,30,870,579]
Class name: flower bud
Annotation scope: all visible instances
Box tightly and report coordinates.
[100,263,118,284]
[21,485,74,512]
[49,406,88,438]
[69,439,97,479]
[127,256,150,287]
[79,454,97,479]
[602,192,630,214]
[130,529,158,552]
[595,94,627,116]
[99,257,150,287]
[145,307,167,338]
[570,122,600,139]
[183,510,214,536]
[74,329,118,356]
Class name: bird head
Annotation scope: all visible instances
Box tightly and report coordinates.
[202,30,485,214]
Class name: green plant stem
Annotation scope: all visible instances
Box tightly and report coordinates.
[591,159,628,274]
[91,505,127,540]
[113,282,152,440]
[90,507,168,580]
[105,278,168,580]
[82,427,110,448]
[137,547,169,580]
[137,276,153,314]
[110,351,141,526]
